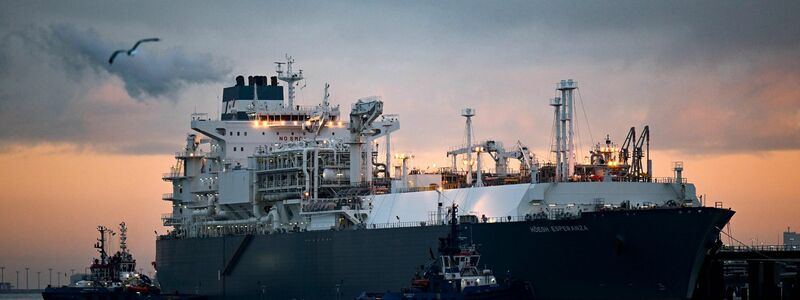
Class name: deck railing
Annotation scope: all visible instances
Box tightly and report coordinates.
[721,245,800,252]
[162,172,184,179]
[157,205,709,240]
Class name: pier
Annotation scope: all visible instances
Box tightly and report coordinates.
[695,245,800,300]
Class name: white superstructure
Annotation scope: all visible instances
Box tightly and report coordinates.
[161,57,700,238]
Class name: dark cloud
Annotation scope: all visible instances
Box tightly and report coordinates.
[0,1,798,156]
[0,24,230,153]
[17,24,231,99]
[434,1,800,63]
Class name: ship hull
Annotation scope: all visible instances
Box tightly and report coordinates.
[156,207,733,300]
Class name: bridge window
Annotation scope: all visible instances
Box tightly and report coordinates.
[241,147,244,151]
[237,132,240,136]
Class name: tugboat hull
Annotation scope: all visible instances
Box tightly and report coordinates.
[42,286,204,300]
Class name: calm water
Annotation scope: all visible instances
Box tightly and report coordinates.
[0,294,42,300]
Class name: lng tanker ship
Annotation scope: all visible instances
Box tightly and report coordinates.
[155,56,733,300]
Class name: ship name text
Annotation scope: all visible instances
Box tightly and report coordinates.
[529,225,589,233]
[278,136,304,142]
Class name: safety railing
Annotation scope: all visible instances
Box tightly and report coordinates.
[174,151,206,158]
[393,186,438,193]
[159,212,582,240]
[162,172,185,180]
[649,177,688,184]
[161,213,183,226]
[368,221,432,229]
[721,245,800,252]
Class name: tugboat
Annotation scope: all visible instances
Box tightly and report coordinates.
[357,204,536,300]
[43,222,201,300]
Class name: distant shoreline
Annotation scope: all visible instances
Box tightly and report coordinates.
[0,289,44,294]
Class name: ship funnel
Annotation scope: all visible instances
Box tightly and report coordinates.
[235,75,245,86]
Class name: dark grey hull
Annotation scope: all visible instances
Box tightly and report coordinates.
[156,207,733,300]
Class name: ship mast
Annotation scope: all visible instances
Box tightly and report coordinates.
[549,97,562,181]
[118,222,128,254]
[94,226,115,265]
[461,108,475,185]
[383,121,392,179]
[275,55,304,109]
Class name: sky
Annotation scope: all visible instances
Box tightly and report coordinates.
[0,0,799,285]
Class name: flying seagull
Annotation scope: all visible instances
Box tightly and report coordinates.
[108,38,161,64]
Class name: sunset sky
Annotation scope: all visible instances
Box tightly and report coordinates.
[1,0,799,283]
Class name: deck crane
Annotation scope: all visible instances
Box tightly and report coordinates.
[514,141,538,182]
[484,141,536,177]
[632,125,650,181]
[617,126,650,181]
[447,140,537,183]
[619,127,635,173]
